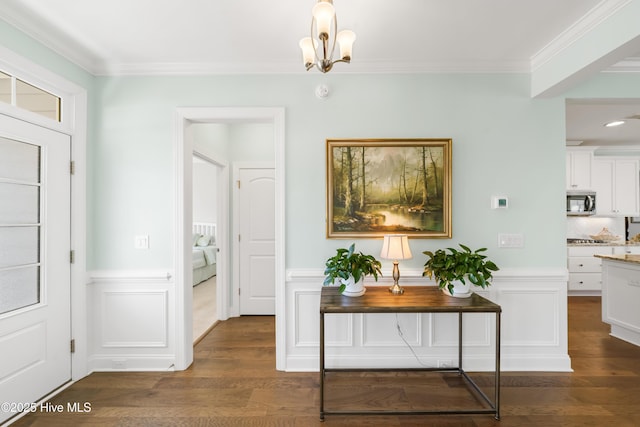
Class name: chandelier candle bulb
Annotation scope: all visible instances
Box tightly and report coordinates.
[299,38,317,67]
[300,0,355,73]
[312,1,335,38]
[337,30,355,59]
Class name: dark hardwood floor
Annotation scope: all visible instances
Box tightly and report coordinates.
[9,296,640,426]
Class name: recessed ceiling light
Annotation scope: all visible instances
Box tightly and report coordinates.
[604,120,625,127]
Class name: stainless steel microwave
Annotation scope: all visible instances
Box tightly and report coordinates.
[567,191,596,216]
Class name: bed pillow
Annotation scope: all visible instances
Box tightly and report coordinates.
[196,234,211,247]
[193,233,201,246]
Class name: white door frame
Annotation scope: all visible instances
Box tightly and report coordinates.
[0,45,88,381]
[174,107,285,370]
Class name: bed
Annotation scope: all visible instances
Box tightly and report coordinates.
[192,222,217,286]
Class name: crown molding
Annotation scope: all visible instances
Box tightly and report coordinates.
[603,56,640,72]
[93,59,531,77]
[530,0,632,72]
[0,3,104,74]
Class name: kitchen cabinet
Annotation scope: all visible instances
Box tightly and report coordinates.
[568,245,640,293]
[566,148,593,190]
[592,158,640,217]
[599,256,640,347]
[567,246,611,292]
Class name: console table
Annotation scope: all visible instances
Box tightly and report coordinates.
[319,286,501,420]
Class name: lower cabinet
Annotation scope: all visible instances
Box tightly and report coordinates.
[568,245,640,293]
[567,246,612,292]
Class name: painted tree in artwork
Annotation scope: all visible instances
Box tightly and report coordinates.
[421,146,429,207]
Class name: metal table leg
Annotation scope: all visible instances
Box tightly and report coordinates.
[495,311,501,420]
[320,310,325,421]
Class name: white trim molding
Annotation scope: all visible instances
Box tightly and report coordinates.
[173,107,286,371]
[284,268,571,373]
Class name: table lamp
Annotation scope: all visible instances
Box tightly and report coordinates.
[380,234,412,295]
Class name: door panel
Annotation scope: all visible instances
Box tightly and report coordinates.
[0,115,70,424]
[239,168,275,315]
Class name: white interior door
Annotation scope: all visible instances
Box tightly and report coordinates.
[0,115,71,424]
[238,167,275,315]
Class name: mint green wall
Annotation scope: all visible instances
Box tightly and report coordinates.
[90,73,567,271]
[0,17,573,273]
[0,19,98,265]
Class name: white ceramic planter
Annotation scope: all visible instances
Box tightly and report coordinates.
[441,278,472,298]
[341,275,366,297]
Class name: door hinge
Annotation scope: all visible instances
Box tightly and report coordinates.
[70,339,75,353]
[237,180,241,189]
[238,234,241,242]
[70,250,75,264]
[70,161,75,175]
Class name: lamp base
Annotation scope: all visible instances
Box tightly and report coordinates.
[389,283,404,295]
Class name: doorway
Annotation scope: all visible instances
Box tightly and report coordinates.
[192,154,221,342]
[174,107,285,371]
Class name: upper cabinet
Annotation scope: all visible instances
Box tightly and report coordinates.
[593,158,640,217]
[566,148,593,190]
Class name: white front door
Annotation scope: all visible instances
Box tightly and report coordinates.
[0,115,71,424]
[238,167,275,315]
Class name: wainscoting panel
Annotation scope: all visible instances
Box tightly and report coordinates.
[431,312,492,348]
[499,287,560,347]
[101,290,168,347]
[87,270,176,372]
[363,313,421,347]
[285,268,571,372]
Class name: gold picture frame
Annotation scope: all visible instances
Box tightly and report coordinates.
[326,138,452,238]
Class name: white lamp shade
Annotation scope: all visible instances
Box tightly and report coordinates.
[337,30,355,59]
[299,37,317,65]
[380,234,412,260]
[312,1,335,37]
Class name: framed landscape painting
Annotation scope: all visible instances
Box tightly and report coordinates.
[326,138,452,238]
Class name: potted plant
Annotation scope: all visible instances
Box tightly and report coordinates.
[422,244,499,298]
[323,243,382,297]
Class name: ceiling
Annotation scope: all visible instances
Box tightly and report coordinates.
[0,0,639,146]
[0,0,621,75]
[567,99,640,147]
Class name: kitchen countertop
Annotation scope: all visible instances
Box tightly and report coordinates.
[568,242,640,247]
[595,254,640,264]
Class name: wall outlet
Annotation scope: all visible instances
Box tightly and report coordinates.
[112,358,127,369]
[438,359,453,368]
[134,235,149,249]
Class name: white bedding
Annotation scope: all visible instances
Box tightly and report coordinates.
[192,224,217,286]
[192,245,216,268]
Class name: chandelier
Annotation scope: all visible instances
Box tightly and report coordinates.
[299,0,356,73]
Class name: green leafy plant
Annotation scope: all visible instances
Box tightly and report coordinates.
[423,244,499,295]
[323,243,382,293]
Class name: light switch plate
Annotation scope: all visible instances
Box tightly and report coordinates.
[498,233,524,248]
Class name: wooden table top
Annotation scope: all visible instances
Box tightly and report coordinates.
[320,285,501,314]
